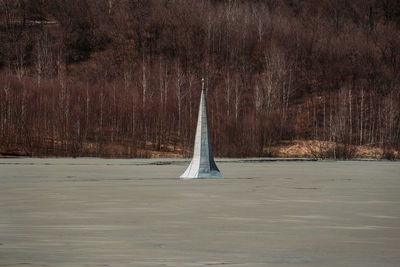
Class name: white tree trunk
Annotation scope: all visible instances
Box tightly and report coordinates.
[142,56,147,107]
[360,88,364,145]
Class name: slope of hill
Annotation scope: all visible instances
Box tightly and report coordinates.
[0,0,399,158]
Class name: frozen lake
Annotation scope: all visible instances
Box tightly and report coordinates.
[0,158,399,267]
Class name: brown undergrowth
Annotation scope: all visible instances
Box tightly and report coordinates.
[1,140,398,160]
[267,140,399,160]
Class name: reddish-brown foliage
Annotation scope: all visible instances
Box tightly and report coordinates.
[0,0,399,158]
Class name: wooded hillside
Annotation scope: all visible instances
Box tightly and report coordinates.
[1,0,399,158]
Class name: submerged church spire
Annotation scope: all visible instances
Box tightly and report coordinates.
[180,77,223,179]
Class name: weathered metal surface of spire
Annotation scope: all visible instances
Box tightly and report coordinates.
[180,78,223,179]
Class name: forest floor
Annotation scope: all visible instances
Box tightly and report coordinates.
[266,140,399,160]
[0,140,398,159]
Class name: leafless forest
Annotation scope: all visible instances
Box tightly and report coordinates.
[0,0,399,158]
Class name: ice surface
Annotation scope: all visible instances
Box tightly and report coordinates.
[0,158,399,266]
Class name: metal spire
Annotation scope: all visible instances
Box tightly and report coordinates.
[180,77,223,179]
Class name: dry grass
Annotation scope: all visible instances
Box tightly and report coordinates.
[267,140,398,159]
[1,140,398,159]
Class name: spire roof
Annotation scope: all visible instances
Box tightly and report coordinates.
[180,79,223,179]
